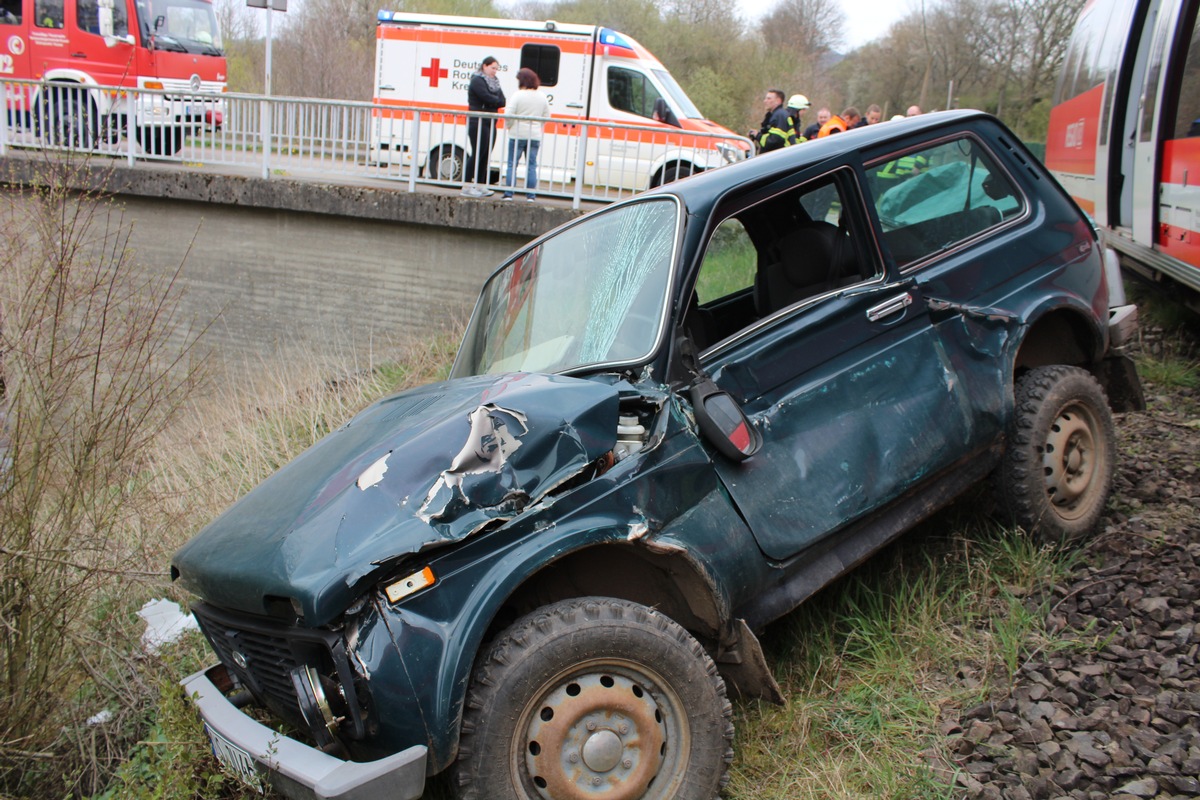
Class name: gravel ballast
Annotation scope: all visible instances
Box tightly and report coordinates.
[946,374,1200,800]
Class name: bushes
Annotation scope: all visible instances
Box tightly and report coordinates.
[0,159,203,796]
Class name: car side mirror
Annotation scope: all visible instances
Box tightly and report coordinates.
[690,378,760,461]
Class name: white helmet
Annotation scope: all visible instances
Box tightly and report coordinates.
[787,94,810,110]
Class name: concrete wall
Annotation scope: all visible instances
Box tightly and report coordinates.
[0,152,589,238]
[0,152,583,370]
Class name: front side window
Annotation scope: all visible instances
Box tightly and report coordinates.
[608,66,661,119]
[77,0,129,35]
[688,171,881,351]
[454,198,678,377]
[869,137,1023,268]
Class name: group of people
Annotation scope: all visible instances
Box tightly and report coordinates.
[460,61,931,198]
[750,89,924,153]
[461,56,550,200]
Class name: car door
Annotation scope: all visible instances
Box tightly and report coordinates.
[692,166,980,561]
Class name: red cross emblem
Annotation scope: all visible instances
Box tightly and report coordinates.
[421,58,449,88]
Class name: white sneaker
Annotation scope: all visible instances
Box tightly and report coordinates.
[461,186,485,198]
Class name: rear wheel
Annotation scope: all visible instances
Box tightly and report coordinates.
[137,125,186,156]
[425,145,465,181]
[454,597,733,800]
[997,365,1116,543]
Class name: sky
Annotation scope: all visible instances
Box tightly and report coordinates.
[736,0,913,48]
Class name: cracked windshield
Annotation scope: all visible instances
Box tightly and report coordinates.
[455,198,678,377]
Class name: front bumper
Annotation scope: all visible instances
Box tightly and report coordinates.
[182,665,427,800]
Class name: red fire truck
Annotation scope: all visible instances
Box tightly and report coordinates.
[1,0,225,154]
[1046,0,1200,310]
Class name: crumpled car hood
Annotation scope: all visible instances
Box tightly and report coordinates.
[172,372,619,625]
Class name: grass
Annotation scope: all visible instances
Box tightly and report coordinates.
[723,507,1074,800]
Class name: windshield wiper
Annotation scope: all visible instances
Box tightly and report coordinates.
[152,35,188,52]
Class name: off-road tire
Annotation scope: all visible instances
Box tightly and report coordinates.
[453,597,734,800]
[997,365,1116,543]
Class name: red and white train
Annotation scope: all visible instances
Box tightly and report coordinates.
[1047,0,1200,309]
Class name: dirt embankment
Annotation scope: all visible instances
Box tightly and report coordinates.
[946,333,1200,800]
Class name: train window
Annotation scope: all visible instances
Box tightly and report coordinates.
[1171,11,1200,139]
[1141,6,1171,143]
[869,138,1022,269]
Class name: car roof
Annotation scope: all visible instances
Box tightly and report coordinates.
[650,109,1003,208]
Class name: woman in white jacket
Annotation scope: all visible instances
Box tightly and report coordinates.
[502,68,551,201]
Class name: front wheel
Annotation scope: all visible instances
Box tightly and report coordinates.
[454,597,733,800]
[40,85,96,150]
[655,163,693,187]
[997,365,1116,544]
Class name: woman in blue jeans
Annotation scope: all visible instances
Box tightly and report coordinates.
[502,68,550,200]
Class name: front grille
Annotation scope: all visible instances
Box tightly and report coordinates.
[191,602,368,739]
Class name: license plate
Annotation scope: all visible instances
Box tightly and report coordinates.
[204,722,264,793]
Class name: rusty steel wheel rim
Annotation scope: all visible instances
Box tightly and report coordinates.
[517,661,688,800]
[1041,400,1104,520]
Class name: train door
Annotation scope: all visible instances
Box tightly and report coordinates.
[1154,0,1200,283]
[1114,0,1161,232]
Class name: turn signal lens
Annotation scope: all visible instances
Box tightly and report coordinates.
[385,566,436,603]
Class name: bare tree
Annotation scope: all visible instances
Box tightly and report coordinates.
[759,0,844,57]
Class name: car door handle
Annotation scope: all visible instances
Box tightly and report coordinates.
[866,292,913,322]
[72,51,88,58]
[566,102,583,108]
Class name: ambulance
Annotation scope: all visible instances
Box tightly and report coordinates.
[1,0,226,155]
[370,11,750,193]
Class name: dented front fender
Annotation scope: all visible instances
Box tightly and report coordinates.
[172,373,620,625]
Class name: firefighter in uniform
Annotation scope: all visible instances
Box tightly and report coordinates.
[784,94,810,144]
[751,89,792,153]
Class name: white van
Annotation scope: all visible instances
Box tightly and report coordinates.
[370,11,749,193]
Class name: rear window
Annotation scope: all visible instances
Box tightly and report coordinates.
[867,137,1023,268]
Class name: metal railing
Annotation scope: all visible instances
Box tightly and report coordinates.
[2,79,753,208]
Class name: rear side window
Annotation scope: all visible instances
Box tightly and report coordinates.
[868,137,1023,268]
[2,0,21,25]
[520,44,559,87]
